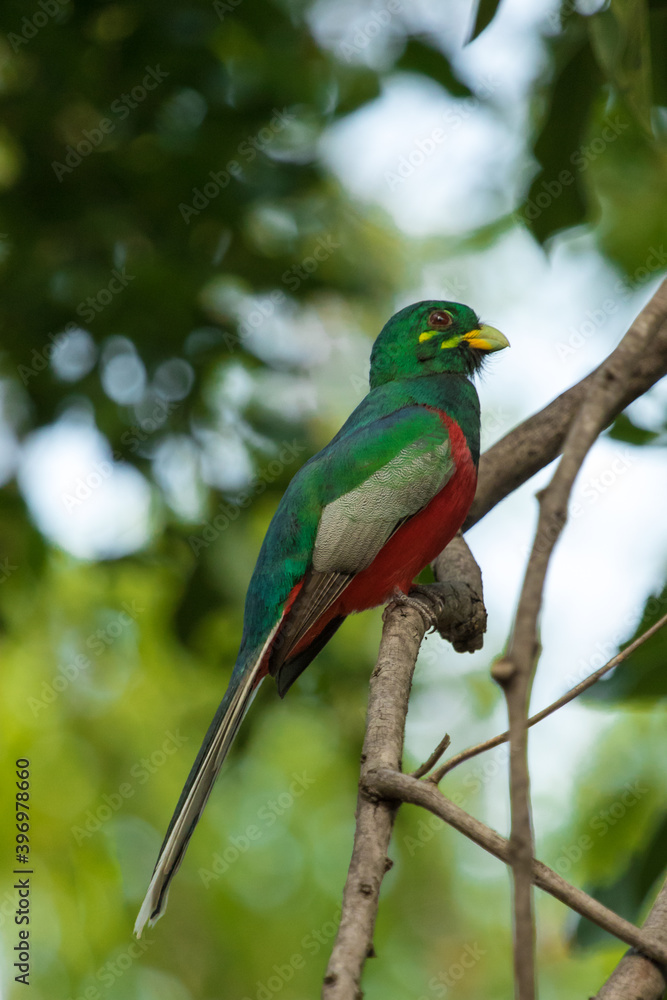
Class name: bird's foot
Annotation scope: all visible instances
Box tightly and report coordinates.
[386,583,486,653]
[385,586,441,633]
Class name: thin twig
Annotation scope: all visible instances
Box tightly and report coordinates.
[496,280,667,1000]
[325,282,667,997]
[411,733,451,779]
[368,768,667,968]
[427,610,667,783]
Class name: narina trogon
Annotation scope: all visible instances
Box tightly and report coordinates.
[135,300,509,934]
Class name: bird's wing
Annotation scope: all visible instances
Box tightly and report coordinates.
[259,405,456,684]
[135,406,457,933]
[312,413,453,573]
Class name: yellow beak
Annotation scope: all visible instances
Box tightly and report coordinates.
[463,325,510,352]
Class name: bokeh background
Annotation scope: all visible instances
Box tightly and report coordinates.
[1,0,666,997]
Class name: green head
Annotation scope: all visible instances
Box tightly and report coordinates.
[369,300,509,388]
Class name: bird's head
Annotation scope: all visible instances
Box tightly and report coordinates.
[369,300,509,388]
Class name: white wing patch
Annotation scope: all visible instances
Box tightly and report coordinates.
[313,435,453,574]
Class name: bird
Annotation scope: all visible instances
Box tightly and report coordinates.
[135,300,508,935]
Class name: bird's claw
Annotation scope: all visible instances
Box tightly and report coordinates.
[387,586,441,633]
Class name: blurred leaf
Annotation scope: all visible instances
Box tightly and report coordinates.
[583,582,667,702]
[334,65,382,115]
[607,412,660,445]
[522,31,603,242]
[575,810,667,948]
[588,0,653,135]
[467,0,503,43]
[395,39,473,98]
[589,119,667,272]
[636,811,667,901]
[649,5,667,107]
[0,2,667,996]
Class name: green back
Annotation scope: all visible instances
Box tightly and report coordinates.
[232,299,499,676]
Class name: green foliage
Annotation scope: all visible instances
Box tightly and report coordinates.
[395,39,473,98]
[0,0,666,996]
[467,0,504,44]
[524,31,602,242]
[607,412,661,446]
[522,2,667,268]
[583,583,667,702]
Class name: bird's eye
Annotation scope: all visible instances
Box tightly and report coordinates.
[428,310,453,330]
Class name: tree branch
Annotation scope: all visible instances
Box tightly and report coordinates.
[493,280,667,999]
[431,531,487,652]
[367,768,667,969]
[593,878,667,1000]
[325,282,667,997]
[427,609,667,782]
[322,601,426,1000]
[411,732,451,780]
[323,542,486,997]
[465,278,667,531]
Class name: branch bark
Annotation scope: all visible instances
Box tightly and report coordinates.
[368,768,667,969]
[492,279,667,999]
[323,590,667,998]
[428,609,667,781]
[431,531,487,652]
[323,542,487,998]
[322,601,424,1000]
[325,281,667,998]
[593,879,667,1000]
[465,278,667,531]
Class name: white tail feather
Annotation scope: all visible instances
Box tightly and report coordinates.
[134,629,278,937]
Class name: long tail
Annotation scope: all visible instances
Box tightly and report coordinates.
[134,634,275,937]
